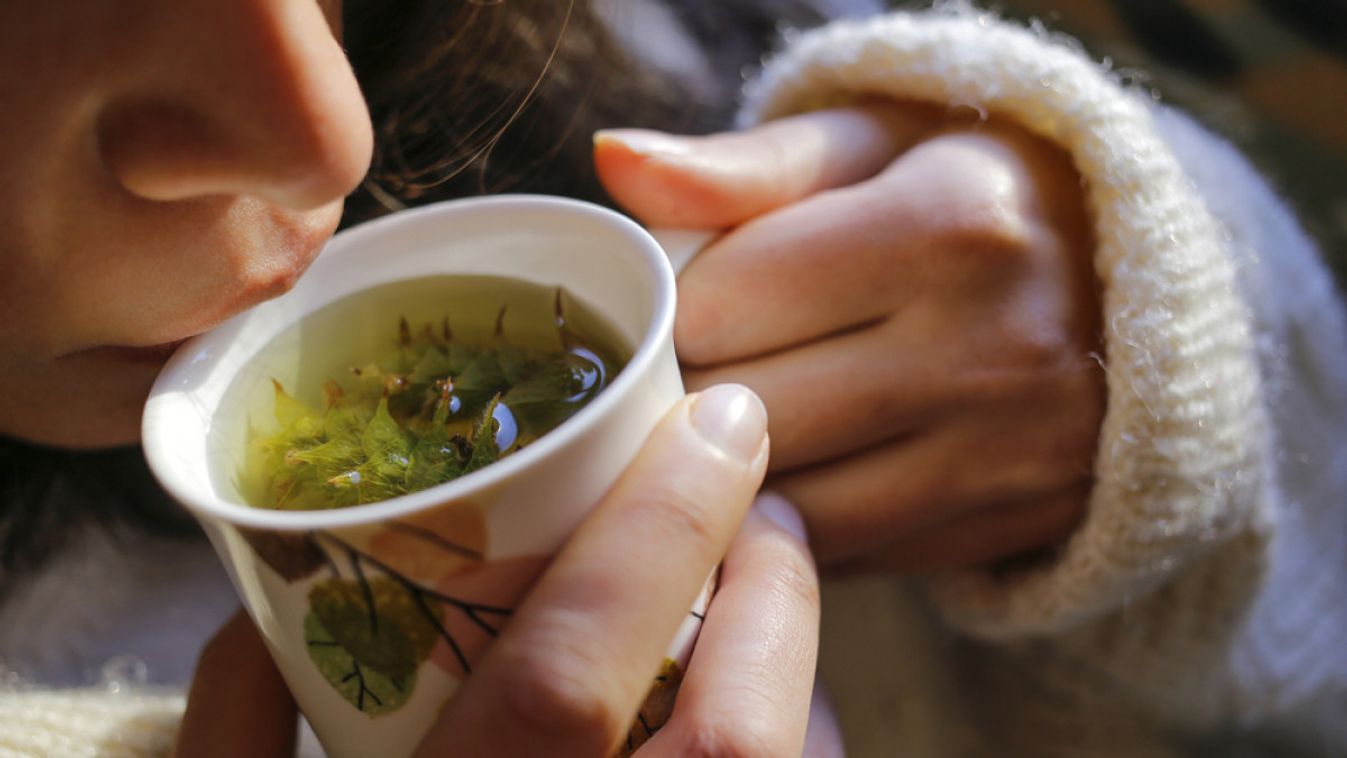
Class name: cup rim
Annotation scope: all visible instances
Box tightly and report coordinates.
[142,194,676,532]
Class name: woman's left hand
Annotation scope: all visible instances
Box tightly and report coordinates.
[596,102,1106,573]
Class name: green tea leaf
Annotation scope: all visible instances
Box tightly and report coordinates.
[445,341,480,376]
[505,352,604,433]
[324,403,372,439]
[496,340,533,385]
[347,363,390,403]
[271,379,319,429]
[404,396,464,492]
[289,433,363,482]
[463,395,502,475]
[362,397,411,462]
[270,458,328,510]
[246,286,626,512]
[407,346,453,385]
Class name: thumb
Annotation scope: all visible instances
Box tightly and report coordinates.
[594,101,941,229]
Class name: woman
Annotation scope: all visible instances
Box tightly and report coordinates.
[3,1,1344,756]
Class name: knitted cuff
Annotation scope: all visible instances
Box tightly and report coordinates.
[0,688,184,756]
[741,9,1271,638]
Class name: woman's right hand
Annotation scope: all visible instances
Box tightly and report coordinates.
[176,385,840,757]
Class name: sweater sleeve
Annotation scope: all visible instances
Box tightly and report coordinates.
[738,9,1279,637]
[745,11,1347,744]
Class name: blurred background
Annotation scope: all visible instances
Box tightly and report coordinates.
[978,0,1347,279]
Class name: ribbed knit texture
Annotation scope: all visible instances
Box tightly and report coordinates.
[747,8,1347,754]
[0,688,182,758]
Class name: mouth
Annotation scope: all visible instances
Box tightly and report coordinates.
[79,338,192,367]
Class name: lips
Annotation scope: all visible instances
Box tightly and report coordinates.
[81,338,190,366]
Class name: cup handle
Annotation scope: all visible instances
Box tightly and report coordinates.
[648,228,719,277]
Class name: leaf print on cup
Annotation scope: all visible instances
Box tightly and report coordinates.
[424,554,549,679]
[308,576,442,682]
[616,658,684,757]
[291,500,545,717]
[305,612,416,717]
[355,500,488,588]
[241,528,329,582]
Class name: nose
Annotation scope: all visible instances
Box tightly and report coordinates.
[97,0,373,210]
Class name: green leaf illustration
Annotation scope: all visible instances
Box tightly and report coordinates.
[308,577,441,681]
[305,612,415,716]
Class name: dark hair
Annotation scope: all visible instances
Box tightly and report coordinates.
[339,0,841,222]
[0,439,197,596]
[340,0,709,223]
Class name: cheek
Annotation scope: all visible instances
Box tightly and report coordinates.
[50,191,341,352]
[0,192,341,447]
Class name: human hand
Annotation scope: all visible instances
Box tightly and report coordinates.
[596,103,1105,573]
[175,386,840,757]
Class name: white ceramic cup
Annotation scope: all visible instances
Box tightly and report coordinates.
[143,195,708,758]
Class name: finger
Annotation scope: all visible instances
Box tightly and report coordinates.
[771,415,1094,567]
[672,167,941,366]
[594,101,943,229]
[686,299,1103,474]
[421,385,770,758]
[834,484,1088,574]
[672,120,1083,366]
[173,610,297,758]
[642,493,820,757]
[684,318,948,473]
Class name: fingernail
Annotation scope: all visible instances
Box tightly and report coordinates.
[753,491,808,541]
[594,129,692,158]
[690,384,767,462]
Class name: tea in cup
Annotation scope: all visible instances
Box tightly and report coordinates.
[142,195,707,757]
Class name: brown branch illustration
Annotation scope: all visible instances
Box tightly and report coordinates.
[341,660,382,711]
[312,531,516,674]
[384,520,484,561]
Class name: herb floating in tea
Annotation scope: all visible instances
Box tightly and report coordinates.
[245,286,624,510]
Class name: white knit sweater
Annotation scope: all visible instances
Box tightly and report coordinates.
[3,8,1344,757]
[754,9,1347,757]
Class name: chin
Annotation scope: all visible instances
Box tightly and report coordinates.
[2,355,161,450]
[13,399,146,450]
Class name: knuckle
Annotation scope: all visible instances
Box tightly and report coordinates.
[897,137,1037,270]
[494,639,623,752]
[675,716,783,758]
[982,306,1087,376]
[943,193,1032,262]
[1005,323,1076,372]
[758,544,821,614]
[994,457,1063,499]
[641,480,724,559]
[673,295,727,367]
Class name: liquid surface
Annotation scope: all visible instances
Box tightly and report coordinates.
[232,275,630,510]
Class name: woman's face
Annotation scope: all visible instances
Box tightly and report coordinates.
[0,0,372,448]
